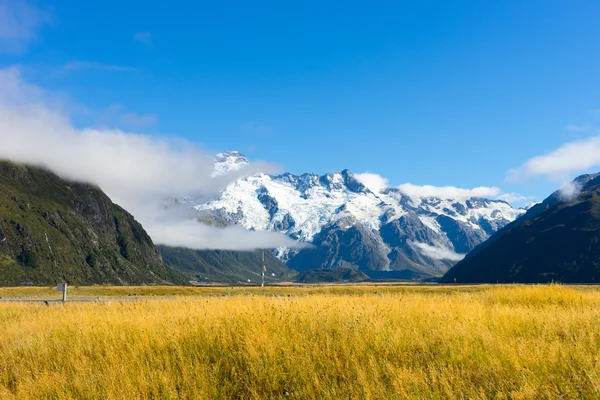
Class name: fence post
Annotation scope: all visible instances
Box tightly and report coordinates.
[57,283,67,302]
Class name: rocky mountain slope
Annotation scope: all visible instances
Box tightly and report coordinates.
[441,173,600,283]
[0,161,185,286]
[192,152,524,279]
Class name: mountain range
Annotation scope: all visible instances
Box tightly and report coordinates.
[190,151,525,279]
[2,154,598,285]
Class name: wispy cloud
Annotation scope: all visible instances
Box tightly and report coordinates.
[148,221,310,251]
[558,181,582,202]
[397,183,501,199]
[0,0,51,53]
[134,32,152,46]
[0,67,304,251]
[77,104,158,132]
[507,135,600,183]
[565,124,588,133]
[355,172,529,206]
[412,242,465,261]
[62,61,137,73]
[355,172,389,194]
[121,112,158,129]
[496,192,536,205]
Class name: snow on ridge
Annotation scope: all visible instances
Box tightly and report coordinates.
[418,216,442,233]
[199,152,525,254]
[212,151,249,177]
[197,169,524,241]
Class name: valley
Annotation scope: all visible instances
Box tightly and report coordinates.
[1,2,597,398]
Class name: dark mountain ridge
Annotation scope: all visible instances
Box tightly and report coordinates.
[441,173,600,283]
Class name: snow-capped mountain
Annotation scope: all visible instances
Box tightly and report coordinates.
[212,151,249,177]
[194,151,525,278]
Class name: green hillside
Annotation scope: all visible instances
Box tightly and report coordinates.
[0,161,185,286]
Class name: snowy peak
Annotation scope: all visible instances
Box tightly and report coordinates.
[273,169,369,195]
[197,153,526,278]
[197,166,523,240]
[212,151,249,177]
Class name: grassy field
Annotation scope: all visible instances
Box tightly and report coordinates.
[1,285,600,399]
[0,282,454,300]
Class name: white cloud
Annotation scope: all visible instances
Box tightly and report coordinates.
[134,32,152,46]
[148,221,309,251]
[0,67,304,251]
[0,66,46,102]
[121,112,158,129]
[412,242,465,261]
[360,173,531,206]
[397,183,501,199]
[558,181,582,202]
[82,104,157,131]
[496,193,536,205]
[355,172,389,194]
[565,124,588,133]
[63,61,137,73]
[507,135,600,182]
[0,0,50,52]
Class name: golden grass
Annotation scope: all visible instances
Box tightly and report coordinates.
[0,283,479,300]
[1,284,600,399]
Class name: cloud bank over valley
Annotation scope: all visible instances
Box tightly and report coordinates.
[0,67,305,251]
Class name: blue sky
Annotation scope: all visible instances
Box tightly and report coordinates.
[2,0,600,204]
